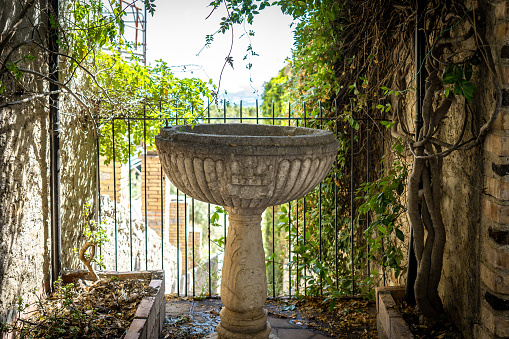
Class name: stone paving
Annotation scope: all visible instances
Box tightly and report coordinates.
[164,298,333,339]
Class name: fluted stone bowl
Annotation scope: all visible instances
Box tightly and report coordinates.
[155,123,339,210]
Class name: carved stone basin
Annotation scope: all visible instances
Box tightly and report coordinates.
[155,123,338,338]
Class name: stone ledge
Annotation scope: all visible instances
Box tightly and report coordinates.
[375,286,414,339]
[61,269,165,339]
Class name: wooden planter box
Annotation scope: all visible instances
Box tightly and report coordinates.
[375,286,414,339]
[63,270,165,339]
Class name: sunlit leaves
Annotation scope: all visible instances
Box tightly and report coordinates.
[442,62,477,101]
[95,51,213,165]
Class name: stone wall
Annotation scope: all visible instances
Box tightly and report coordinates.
[477,1,509,338]
[97,195,180,294]
[0,0,97,325]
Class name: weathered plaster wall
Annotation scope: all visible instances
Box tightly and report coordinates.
[0,0,97,326]
[394,2,502,337]
[0,0,52,325]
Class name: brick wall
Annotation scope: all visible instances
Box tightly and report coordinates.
[165,196,201,274]
[99,156,123,203]
[141,152,165,236]
[477,2,509,338]
[139,152,201,274]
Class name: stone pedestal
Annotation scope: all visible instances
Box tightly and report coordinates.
[216,208,271,338]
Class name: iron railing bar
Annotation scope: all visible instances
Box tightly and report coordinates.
[143,107,148,271]
[303,101,307,296]
[288,101,291,297]
[223,104,227,250]
[96,132,102,263]
[208,104,212,297]
[288,201,291,297]
[161,166,164,271]
[350,123,354,296]
[272,100,275,297]
[366,119,370,279]
[192,198,196,297]
[318,101,323,296]
[103,116,386,122]
[177,190,180,295]
[185,193,188,296]
[296,198,299,295]
[176,102,181,295]
[334,99,338,290]
[128,118,133,271]
[208,203,211,297]
[112,119,118,271]
[256,99,259,124]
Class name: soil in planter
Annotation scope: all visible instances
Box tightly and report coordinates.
[399,301,464,339]
[4,277,157,338]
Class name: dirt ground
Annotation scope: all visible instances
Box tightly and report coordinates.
[162,295,378,338]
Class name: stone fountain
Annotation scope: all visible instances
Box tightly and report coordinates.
[155,123,338,339]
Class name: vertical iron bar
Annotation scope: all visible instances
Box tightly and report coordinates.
[334,100,339,289]
[177,190,180,295]
[161,102,164,270]
[256,99,259,124]
[318,101,323,296]
[303,101,307,296]
[350,124,355,296]
[185,194,188,296]
[272,205,275,298]
[192,198,195,297]
[223,103,227,246]
[208,203,211,296]
[128,118,133,271]
[240,100,243,123]
[112,119,118,271]
[272,100,275,297]
[288,101,291,297]
[143,108,148,270]
[208,104,212,297]
[176,101,180,293]
[366,118,370,279]
[96,133,102,261]
[296,198,299,295]
[49,0,61,285]
[288,201,291,297]
[161,166,164,270]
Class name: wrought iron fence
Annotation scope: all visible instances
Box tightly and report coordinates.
[95,100,385,298]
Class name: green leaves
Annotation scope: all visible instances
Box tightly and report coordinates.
[357,153,408,283]
[442,62,477,101]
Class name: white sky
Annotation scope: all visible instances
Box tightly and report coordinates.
[143,0,294,104]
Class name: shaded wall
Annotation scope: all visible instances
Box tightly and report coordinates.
[392,2,506,337]
[0,0,97,326]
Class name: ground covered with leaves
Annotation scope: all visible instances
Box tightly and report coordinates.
[399,301,464,338]
[2,278,156,338]
[162,295,377,338]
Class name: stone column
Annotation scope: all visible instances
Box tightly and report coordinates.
[216,207,272,339]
